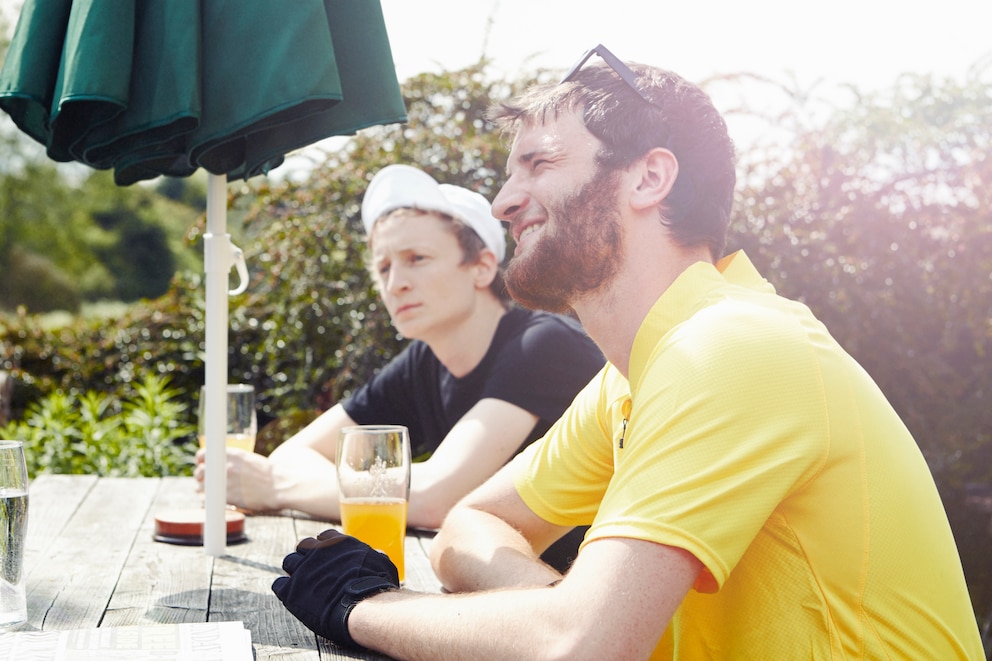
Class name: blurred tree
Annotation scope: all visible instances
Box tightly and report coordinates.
[155,174,208,211]
[0,160,85,311]
[0,163,202,312]
[79,171,200,301]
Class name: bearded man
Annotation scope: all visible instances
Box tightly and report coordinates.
[272,45,983,660]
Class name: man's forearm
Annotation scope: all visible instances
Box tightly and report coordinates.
[431,506,561,592]
[266,447,342,520]
[350,585,581,661]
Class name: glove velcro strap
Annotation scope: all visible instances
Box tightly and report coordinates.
[330,574,397,648]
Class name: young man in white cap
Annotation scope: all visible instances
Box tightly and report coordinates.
[196,164,603,569]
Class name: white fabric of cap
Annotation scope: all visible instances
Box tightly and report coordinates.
[361,164,506,263]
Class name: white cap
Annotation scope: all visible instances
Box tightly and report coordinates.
[361,164,506,263]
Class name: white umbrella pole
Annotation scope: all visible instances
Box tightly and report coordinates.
[203,173,230,556]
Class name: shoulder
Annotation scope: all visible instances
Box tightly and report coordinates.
[679,292,822,368]
[375,339,437,377]
[637,291,834,410]
[498,309,601,361]
[502,308,594,344]
[484,310,604,391]
[391,339,433,361]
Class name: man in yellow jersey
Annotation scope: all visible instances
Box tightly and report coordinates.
[272,45,984,659]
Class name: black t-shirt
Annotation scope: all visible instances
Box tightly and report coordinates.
[342,307,604,460]
[342,307,604,571]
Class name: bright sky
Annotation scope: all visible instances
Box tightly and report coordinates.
[369,0,992,167]
[379,0,992,108]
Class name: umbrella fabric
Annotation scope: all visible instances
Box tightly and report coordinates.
[0,0,407,184]
[0,0,407,557]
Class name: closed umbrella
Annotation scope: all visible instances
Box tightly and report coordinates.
[0,0,407,555]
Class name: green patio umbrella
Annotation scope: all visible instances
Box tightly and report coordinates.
[0,0,407,555]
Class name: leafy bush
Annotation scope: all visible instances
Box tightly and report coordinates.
[0,271,206,422]
[0,374,196,477]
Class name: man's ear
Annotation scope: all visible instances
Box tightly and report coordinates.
[472,249,500,289]
[629,148,679,211]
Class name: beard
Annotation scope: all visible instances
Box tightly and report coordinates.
[505,168,624,313]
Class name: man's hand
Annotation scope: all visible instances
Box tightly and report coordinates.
[272,529,399,648]
[193,447,277,512]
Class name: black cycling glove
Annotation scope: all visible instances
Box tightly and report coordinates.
[272,529,399,648]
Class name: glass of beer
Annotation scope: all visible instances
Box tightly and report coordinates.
[198,384,257,452]
[336,425,411,581]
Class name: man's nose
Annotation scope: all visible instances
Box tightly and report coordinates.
[385,265,410,294]
[492,176,527,223]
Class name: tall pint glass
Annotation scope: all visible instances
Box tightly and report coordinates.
[336,425,411,581]
[0,441,29,628]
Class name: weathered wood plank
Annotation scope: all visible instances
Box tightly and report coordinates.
[24,474,97,561]
[101,477,213,628]
[212,512,319,660]
[405,531,442,595]
[23,477,159,631]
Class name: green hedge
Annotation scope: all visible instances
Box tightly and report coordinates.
[0,374,194,477]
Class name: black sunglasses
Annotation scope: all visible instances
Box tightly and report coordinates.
[559,44,657,108]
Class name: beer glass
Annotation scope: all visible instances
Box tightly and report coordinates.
[0,441,29,628]
[198,384,257,452]
[337,425,411,581]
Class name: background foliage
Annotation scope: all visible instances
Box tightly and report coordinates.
[1,61,990,625]
[0,161,205,313]
[2,374,194,477]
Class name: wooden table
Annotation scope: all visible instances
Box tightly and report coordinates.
[19,474,442,660]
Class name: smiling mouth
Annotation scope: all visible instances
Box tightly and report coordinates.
[515,221,543,244]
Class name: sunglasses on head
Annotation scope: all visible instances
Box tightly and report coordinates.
[560,43,658,108]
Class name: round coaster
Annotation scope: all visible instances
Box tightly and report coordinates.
[153,508,247,546]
